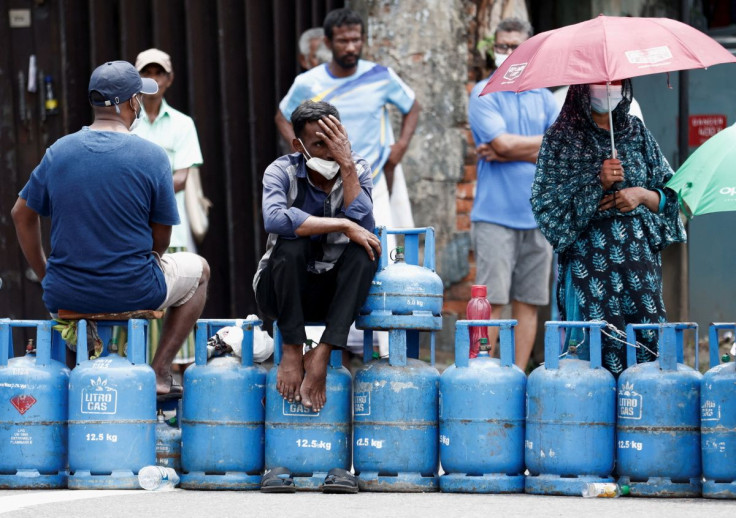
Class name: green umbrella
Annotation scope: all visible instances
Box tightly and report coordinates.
[666,124,736,219]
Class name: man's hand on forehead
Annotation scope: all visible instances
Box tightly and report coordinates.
[316,115,348,141]
[316,115,352,160]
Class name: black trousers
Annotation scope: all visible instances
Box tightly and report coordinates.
[255,237,378,348]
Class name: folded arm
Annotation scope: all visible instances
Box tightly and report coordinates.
[484,133,543,163]
[296,216,381,260]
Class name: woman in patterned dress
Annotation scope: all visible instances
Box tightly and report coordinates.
[531,80,686,376]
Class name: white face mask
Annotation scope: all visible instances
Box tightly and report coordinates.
[589,84,623,114]
[494,53,509,69]
[298,138,340,180]
[129,94,145,131]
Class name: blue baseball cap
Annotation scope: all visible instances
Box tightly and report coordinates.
[88,60,158,108]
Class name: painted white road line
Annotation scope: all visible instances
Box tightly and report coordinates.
[0,490,152,515]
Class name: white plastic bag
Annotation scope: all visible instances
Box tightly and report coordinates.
[206,316,273,363]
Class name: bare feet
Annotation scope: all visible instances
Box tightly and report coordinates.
[277,343,304,403]
[301,343,332,411]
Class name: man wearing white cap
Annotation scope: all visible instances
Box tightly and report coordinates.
[133,48,204,252]
[11,60,209,397]
[133,48,205,371]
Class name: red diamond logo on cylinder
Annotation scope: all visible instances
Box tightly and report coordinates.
[10,395,37,415]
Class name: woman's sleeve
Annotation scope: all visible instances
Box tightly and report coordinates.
[531,135,604,253]
[641,130,687,251]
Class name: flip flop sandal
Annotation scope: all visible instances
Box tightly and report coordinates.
[156,375,184,402]
[322,467,358,494]
[261,467,296,493]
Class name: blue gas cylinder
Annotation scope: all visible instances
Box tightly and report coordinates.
[0,320,69,488]
[439,320,526,493]
[68,319,156,489]
[180,318,266,490]
[155,409,181,471]
[265,323,352,490]
[701,323,736,498]
[617,323,702,497]
[525,321,616,496]
[353,328,440,492]
[358,227,443,331]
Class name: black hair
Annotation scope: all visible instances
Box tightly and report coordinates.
[496,18,533,38]
[291,100,341,138]
[323,8,364,40]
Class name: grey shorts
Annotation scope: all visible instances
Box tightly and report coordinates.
[155,252,203,309]
[471,222,553,306]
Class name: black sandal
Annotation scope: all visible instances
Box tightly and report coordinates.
[156,374,183,402]
[261,467,296,493]
[322,467,358,494]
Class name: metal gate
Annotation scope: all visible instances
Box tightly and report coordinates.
[0,0,343,324]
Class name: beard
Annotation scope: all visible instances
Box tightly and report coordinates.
[334,51,360,70]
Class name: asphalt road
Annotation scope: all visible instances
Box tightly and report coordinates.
[1,489,734,518]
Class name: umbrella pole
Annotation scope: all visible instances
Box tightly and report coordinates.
[607,82,617,159]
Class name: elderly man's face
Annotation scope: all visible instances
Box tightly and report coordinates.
[299,37,323,70]
[493,30,527,56]
[140,64,172,99]
[327,24,363,70]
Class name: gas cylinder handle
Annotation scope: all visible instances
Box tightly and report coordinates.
[625,322,698,371]
[380,227,436,272]
[708,323,736,369]
[2,320,54,366]
[127,319,147,365]
[388,329,407,367]
[76,319,88,366]
[36,320,52,366]
[544,321,605,370]
[329,349,342,369]
[0,320,9,367]
[193,318,263,367]
[454,319,517,368]
[239,320,255,368]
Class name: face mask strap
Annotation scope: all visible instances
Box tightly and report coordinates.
[298,138,313,160]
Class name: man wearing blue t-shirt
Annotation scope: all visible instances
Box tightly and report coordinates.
[276,8,420,199]
[11,61,209,396]
[468,19,559,371]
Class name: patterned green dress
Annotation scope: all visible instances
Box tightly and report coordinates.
[531,81,686,375]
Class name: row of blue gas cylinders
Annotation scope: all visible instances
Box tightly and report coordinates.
[2,317,735,496]
[443,320,735,498]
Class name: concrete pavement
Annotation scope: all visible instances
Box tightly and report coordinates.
[1,489,734,517]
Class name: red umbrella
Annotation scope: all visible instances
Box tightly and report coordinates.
[481,15,736,94]
[479,15,736,156]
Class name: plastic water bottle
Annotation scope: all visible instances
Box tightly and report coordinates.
[467,285,492,358]
[138,465,180,491]
[581,482,629,498]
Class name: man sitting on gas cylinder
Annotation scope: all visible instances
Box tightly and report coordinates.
[253,100,380,412]
[11,60,209,397]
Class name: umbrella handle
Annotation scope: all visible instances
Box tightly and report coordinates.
[607,82,617,159]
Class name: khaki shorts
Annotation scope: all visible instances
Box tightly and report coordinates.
[156,252,203,309]
[471,222,553,306]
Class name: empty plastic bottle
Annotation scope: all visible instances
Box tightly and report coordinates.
[581,482,629,498]
[138,465,179,491]
[467,285,492,358]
